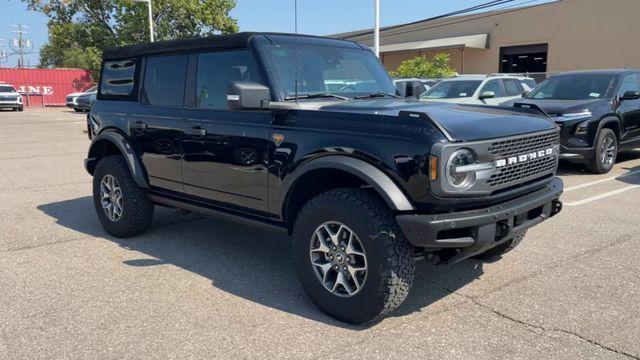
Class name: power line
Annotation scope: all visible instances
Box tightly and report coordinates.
[340,0,517,39]
[10,23,34,68]
[369,0,555,39]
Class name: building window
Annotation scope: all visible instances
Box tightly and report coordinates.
[499,44,548,74]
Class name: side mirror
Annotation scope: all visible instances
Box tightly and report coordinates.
[620,90,640,101]
[396,80,427,98]
[227,81,271,110]
[522,90,530,97]
[479,91,495,100]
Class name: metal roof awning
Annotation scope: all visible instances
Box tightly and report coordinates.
[377,33,489,53]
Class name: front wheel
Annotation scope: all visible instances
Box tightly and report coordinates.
[587,128,617,174]
[293,188,415,324]
[92,155,154,238]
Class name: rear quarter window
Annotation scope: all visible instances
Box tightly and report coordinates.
[100,59,138,98]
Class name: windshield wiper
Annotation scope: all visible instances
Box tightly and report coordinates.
[284,93,350,101]
[354,92,399,100]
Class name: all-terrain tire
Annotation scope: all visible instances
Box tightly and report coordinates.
[292,188,415,324]
[586,128,617,174]
[473,230,527,260]
[92,155,154,238]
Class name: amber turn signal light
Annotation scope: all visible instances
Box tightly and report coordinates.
[430,155,438,181]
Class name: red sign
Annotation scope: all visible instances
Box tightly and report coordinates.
[0,68,94,106]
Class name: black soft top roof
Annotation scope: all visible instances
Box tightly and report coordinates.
[102,32,365,60]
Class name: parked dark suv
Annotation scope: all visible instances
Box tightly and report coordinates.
[85,33,563,324]
[504,70,640,173]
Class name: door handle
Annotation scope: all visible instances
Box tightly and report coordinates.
[130,121,147,130]
[185,126,207,136]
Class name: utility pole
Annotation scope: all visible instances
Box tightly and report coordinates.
[0,38,7,66]
[10,24,33,68]
[135,0,154,42]
[374,0,380,58]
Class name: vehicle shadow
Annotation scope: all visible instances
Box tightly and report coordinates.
[37,196,484,329]
[557,148,640,176]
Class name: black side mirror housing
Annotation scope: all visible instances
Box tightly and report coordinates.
[227,81,271,110]
[396,80,427,98]
[620,90,640,101]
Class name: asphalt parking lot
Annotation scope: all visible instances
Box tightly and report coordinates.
[1,108,639,360]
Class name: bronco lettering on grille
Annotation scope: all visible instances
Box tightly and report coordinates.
[495,148,554,168]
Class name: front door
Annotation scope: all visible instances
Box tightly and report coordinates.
[180,49,271,214]
[618,73,640,142]
[131,53,189,193]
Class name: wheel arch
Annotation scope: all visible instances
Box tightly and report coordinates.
[281,156,414,229]
[596,116,622,144]
[85,130,149,189]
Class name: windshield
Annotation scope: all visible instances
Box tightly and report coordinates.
[421,80,482,99]
[527,74,617,100]
[0,85,16,93]
[260,45,397,99]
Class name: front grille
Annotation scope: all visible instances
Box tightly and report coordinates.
[488,131,559,157]
[486,130,560,189]
[66,96,73,102]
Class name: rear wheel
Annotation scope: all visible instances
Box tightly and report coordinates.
[92,155,154,238]
[293,188,415,324]
[587,128,617,174]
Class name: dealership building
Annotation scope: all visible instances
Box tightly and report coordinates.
[333,0,640,75]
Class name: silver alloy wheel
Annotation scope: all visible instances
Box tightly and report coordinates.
[601,135,616,167]
[100,174,123,222]
[309,222,368,297]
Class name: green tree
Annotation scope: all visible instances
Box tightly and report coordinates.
[27,0,238,78]
[389,53,457,78]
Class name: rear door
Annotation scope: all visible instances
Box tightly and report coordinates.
[181,50,271,214]
[502,78,526,103]
[130,54,189,193]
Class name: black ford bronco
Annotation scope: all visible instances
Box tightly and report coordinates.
[85,33,563,324]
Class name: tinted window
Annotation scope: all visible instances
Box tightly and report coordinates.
[504,79,524,96]
[619,74,639,95]
[480,80,505,97]
[422,80,482,99]
[101,59,137,97]
[196,50,260,109]
[528,74,617,100]
[521,79,537,89]
[261,45,397,99]
[143,54,188,107]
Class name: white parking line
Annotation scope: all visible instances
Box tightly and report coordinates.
[564,169,640,192]
[565,184,640,206]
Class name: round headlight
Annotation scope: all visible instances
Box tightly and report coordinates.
[446,149,477,190]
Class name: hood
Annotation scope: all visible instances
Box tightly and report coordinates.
[502,98,607,117]
[67,92,84,97]
[319,99,556,142]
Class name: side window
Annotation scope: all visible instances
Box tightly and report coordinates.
[196,50,260,109]
[100,59,137,97]
[504,79,524,96]
[619,74,640,95]
[480,80,505,98]
[143,54,188,107]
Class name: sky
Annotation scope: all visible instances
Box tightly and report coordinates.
[0,0,555,68]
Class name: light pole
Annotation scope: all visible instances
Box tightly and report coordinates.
[374,0,380,58]
[135,0,154,42]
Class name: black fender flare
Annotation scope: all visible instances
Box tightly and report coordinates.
[595,116,622,143]
[282,155,414,213]
[85,131,150,189]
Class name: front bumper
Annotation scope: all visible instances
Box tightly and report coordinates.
[559,144,595,162]
[0,103,22,108]
[396,177,563,264]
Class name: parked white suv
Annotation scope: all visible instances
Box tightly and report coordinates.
[0,84,23,111]
[420,74,536,105]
